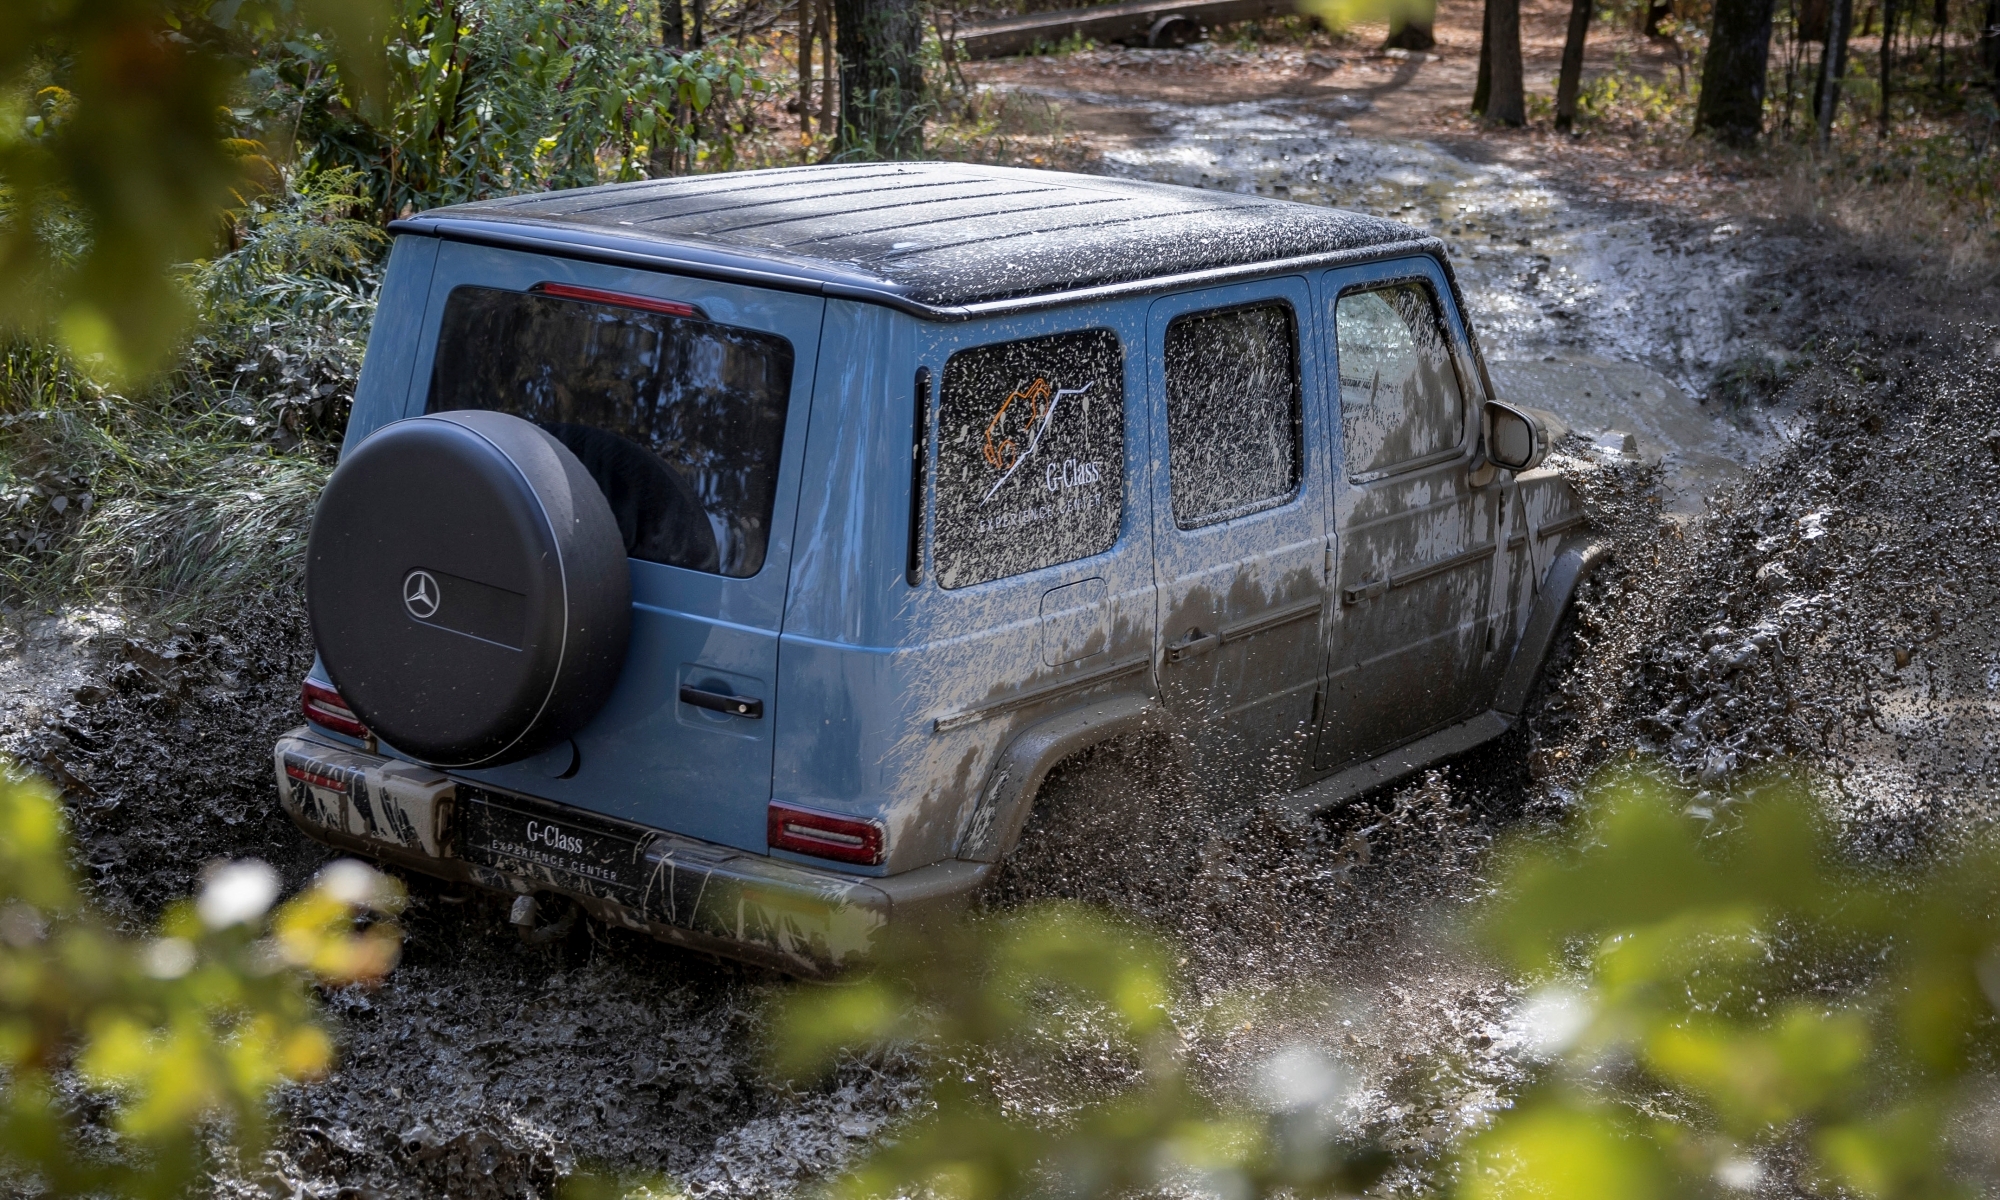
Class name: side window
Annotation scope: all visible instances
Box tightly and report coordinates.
[934,329,1124,590]
[428,285,793,578]
[1163,301,1301,528]
[1334,282,1466,477]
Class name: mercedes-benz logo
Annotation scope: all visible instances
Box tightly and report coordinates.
[402,569,440,620]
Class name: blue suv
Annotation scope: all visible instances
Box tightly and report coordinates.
[274,163,1594,975]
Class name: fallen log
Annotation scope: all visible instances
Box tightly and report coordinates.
[953,0,1300,59]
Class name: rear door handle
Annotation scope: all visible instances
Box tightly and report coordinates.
[1166,628,1220,663]
[1342,578,1389,606]
[678,685,763,718]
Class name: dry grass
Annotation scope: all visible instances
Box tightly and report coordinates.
[0,339,330,619]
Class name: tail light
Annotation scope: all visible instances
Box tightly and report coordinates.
[283,760,351,793]
[532,282,701,319]
[767,802,884,866]
[301,680,370,739]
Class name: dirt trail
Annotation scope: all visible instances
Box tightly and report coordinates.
[6,22,1998,1194]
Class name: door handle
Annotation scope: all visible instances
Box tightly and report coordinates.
[1166,628,1220,663]
[679,685,764,718]
[1342,578,1389,606]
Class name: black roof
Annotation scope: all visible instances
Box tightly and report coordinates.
[389,162,1433,318]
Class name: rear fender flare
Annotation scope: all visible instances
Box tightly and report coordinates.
[953,693,1167,864]
[1493,536,1610,717]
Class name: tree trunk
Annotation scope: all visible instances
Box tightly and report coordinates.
[1799,0,1828,39]
[1987,0,2000,85]
[1792,0,1808,131]
[1641,0,1673,37]
[1933,0,1946,90]
[1877,0,1897,134]
[1383,18,1437,49]
[651,0,687,177]
[690,0,706,47]
[1473,0,1494,112]
[1693,0,1778,144]
[798,0,816,133]
[1481,0,1525,123]
[819,0,838,135]
[832,0,925,155]
[1815,0,1852,145]
[1555,0,1593,129]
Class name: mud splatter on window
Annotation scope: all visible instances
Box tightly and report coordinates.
[428,286,792,578]
[1163,302,1301,529]
[934,330,1124,590]
[1335,283,1465,477]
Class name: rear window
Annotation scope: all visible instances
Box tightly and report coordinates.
[427,285,793,578]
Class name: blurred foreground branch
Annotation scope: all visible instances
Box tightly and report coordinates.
[770,904,1390,1200]
[0,0,391,379]
[1464,768,2000,1198]
[0,767,404,1196]
[744,766,2000,1200]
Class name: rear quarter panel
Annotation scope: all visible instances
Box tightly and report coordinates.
[775,299,1158,874]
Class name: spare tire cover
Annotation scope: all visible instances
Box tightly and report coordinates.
[307,411,631,768]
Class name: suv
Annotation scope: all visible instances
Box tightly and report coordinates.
[274,163,1595,976]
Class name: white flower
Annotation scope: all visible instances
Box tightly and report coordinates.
[1715,1155,1763,1190]
[316,858,393,908]
[1256,1044,1348,1113]
[1514,986,1592,1058]
[142,937,197,979]
[197,860,282,929]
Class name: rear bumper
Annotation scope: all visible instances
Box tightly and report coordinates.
[273,728,987,976]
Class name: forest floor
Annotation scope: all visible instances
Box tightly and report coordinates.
[4,0,1999,1194]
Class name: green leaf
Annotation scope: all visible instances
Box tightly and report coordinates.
[1459,1104,1667,1200]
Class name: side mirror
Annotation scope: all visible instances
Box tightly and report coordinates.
[1483,400,1554,473]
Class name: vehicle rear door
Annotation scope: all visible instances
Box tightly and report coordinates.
[1313,258,1498,773]
[404,241,822,854]
[1146,278,1331,791]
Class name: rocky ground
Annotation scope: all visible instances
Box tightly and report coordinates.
[4,14,1998,1196]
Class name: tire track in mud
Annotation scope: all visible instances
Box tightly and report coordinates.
[4,129,1995,1197]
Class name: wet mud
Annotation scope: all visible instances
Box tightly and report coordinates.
[6,86,1998,1197]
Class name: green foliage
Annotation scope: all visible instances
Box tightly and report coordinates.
[1844,115,2000,237]
[769,904,1388,1200]
[0,766,404,1196]
[1,0,767,378]
[0,335,330,612]
[256,0,769,218]
[0,170,372,611]
[0,0,392,378]
[1023,30,1099,56]
[189,167,384,446]
[1461,768,2000,1198]
[1292,0,1435,36]
[743,769,2000,1200]
[1573,68,1695,130]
